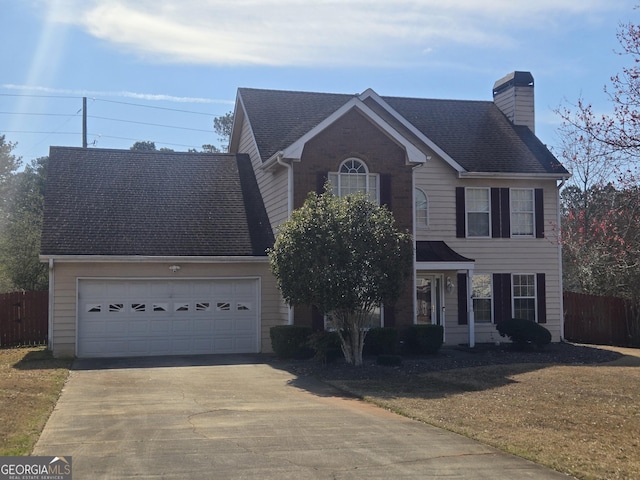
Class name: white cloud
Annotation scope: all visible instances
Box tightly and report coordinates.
[1,84,233,104]
[36,0,615,67]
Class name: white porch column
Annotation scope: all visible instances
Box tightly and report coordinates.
[467,269,475,348]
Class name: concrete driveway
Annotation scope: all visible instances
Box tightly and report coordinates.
[33,355,570,479]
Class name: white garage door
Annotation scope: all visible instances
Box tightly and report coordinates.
[77,279,259,358]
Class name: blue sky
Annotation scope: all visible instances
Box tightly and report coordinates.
[0,0,635,165]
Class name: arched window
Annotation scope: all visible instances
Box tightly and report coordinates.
[328,158,379,203]
[415,188,428,227]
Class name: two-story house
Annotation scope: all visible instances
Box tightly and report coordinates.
[229,71,569,347]
[41,71,569,358]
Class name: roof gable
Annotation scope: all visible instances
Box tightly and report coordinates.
[280,95,426,164]
[236,87,568,177]
[41,147,273,257]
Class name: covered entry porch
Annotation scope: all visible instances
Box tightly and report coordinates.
[415,241,476,347]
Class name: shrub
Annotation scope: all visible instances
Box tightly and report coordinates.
[496,318,552,348]
[402,324,444,355]
[363,327,398,356]
[307,330,342,364]
[270,325,313,359]
[376,354,403,366]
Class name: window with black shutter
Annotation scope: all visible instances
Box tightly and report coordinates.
[456,187,543,239]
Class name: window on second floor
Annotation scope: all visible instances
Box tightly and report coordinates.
[415,188,428,228]
[328,158,379,203]
[456,187,545,239]
[511,189,535,236]
[466,187,490,237]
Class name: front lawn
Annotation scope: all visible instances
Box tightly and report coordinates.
[324,346,640,480]
[0,346,71,455]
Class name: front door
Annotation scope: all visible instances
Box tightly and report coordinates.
[416,275,443,326]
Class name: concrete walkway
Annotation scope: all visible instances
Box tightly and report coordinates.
[33,355,571,479]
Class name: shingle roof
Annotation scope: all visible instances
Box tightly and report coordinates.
[238,88,568,175]
[41,147,274,257]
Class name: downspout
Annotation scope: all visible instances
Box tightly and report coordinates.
[48,259,54,352]
[411,163,423,326]
[276,153,294,217]
[276,152,294,325]
[557,176,567,341]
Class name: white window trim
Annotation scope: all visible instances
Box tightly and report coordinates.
[511,273,537,322]
[510,188,535,238]
[466,187,491,238]
[415,188,429,229]
[472,273,494,324]
[328,158,380,203]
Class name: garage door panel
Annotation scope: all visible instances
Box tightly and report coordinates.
[235,317,256,332]
[234,336,256,350]
[78,279,259,358]
[193,319,213,335]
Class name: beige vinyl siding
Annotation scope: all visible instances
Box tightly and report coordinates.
[414,157,563,343]
[49,261,285,357]
[237,115,290,231]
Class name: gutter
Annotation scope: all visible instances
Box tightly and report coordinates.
[39,255,271,263]
[557,176,568,340]
[458,172,570,181]
[48,259,54,352]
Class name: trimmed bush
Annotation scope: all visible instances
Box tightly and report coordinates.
[376,354,403,366]
[363,327,398,356]
[496,318,552,348]
[402,324,444,355]
[270,325,313,359]
[308,330,343,364]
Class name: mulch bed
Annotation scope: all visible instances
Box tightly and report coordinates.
[272,341,624,381]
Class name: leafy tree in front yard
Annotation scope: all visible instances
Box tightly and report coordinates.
[268,188,413,366]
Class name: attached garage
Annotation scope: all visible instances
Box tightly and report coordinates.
[41,148,282,358]
[77,278,260,358]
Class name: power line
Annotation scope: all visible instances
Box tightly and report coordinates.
[0,111,79,117]
[93,98,220,116]
[1,92,225,156]
[87,134,203,150]
[0,92,229,116]
[1,130,79,135]
[0,93,79,100]
[88,115,213,133]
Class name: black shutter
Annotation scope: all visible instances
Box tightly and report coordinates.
[535,189,544,238]
[457,273,468,325]
[500,188,511,238]
[316,172,328,194]
[311,305,325,331]
[456,187,465,238]
[493,273,512,325]
[536,273,547,323]
[383,305,395,327]
[380,174,392,208]
[491,188,501,238]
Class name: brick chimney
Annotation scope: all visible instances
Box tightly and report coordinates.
[493,71,535,133]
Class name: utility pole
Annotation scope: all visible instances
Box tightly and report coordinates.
[82,97,87,148]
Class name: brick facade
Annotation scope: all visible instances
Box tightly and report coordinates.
[291,108,415,329]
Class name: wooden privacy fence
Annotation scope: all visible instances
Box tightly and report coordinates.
[0,291,48,347]
[564,291,640,347]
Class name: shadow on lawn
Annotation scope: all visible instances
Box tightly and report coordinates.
[11,348,73,371]
[272,342,632,401]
